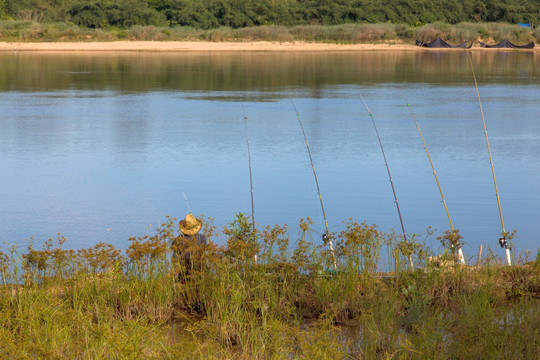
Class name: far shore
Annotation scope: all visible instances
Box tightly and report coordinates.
[0,40,536,52]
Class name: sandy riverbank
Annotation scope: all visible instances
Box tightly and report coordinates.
[0,41,420,52]
[0,40,523,52]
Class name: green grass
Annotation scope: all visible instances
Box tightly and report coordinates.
[0,21,537,45]
[0,214,538,359]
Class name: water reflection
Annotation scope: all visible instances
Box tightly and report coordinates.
[0,51,538,259]
[0,51,537,93]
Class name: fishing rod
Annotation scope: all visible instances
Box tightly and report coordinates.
[290,99,337,269]
[468,53,512,266]
[182,191,192,214]
[242,105,256,234]
[360,96,413,269]
[242,105,258,264]
[404,99,465,264]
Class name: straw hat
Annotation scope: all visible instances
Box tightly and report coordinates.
[179,214,203,236]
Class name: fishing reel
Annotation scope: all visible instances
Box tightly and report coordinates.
[498,237,510,249]
[322,233,329,243]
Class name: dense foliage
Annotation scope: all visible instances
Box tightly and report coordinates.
[1,0,539,29]
[0,215,538,358]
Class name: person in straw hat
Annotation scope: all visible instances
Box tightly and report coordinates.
[173,214,207,280]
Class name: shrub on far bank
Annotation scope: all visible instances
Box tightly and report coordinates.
[535,27,540,43]
[415,21,536,44]
[127,25,167,41]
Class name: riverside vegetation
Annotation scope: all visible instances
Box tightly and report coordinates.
[1,0,539,29]
[1,0,540,45]
[0,214,538,359]
[1,21,539,45]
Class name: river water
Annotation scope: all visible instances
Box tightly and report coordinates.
[0,50,538,260]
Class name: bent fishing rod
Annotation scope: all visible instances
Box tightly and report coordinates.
[404,99,465,264]
[360,96,413,269]
[290,99,337,269]
[468,53,512,266]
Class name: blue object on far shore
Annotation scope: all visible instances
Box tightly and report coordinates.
[518,23,531,28]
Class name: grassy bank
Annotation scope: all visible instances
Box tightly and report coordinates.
[0,21,538,45]
[0,215,539,359]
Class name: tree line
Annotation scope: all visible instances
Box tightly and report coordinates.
[1,0,538,29]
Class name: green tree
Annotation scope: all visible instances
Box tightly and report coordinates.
[68,0,108,28]
[106,0,166,27]
[69,0,165,28]
[2,0,540,29]
[0,0,7,20]
[160,0,217,28]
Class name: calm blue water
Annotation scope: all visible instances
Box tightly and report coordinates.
[0,51,538,262]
